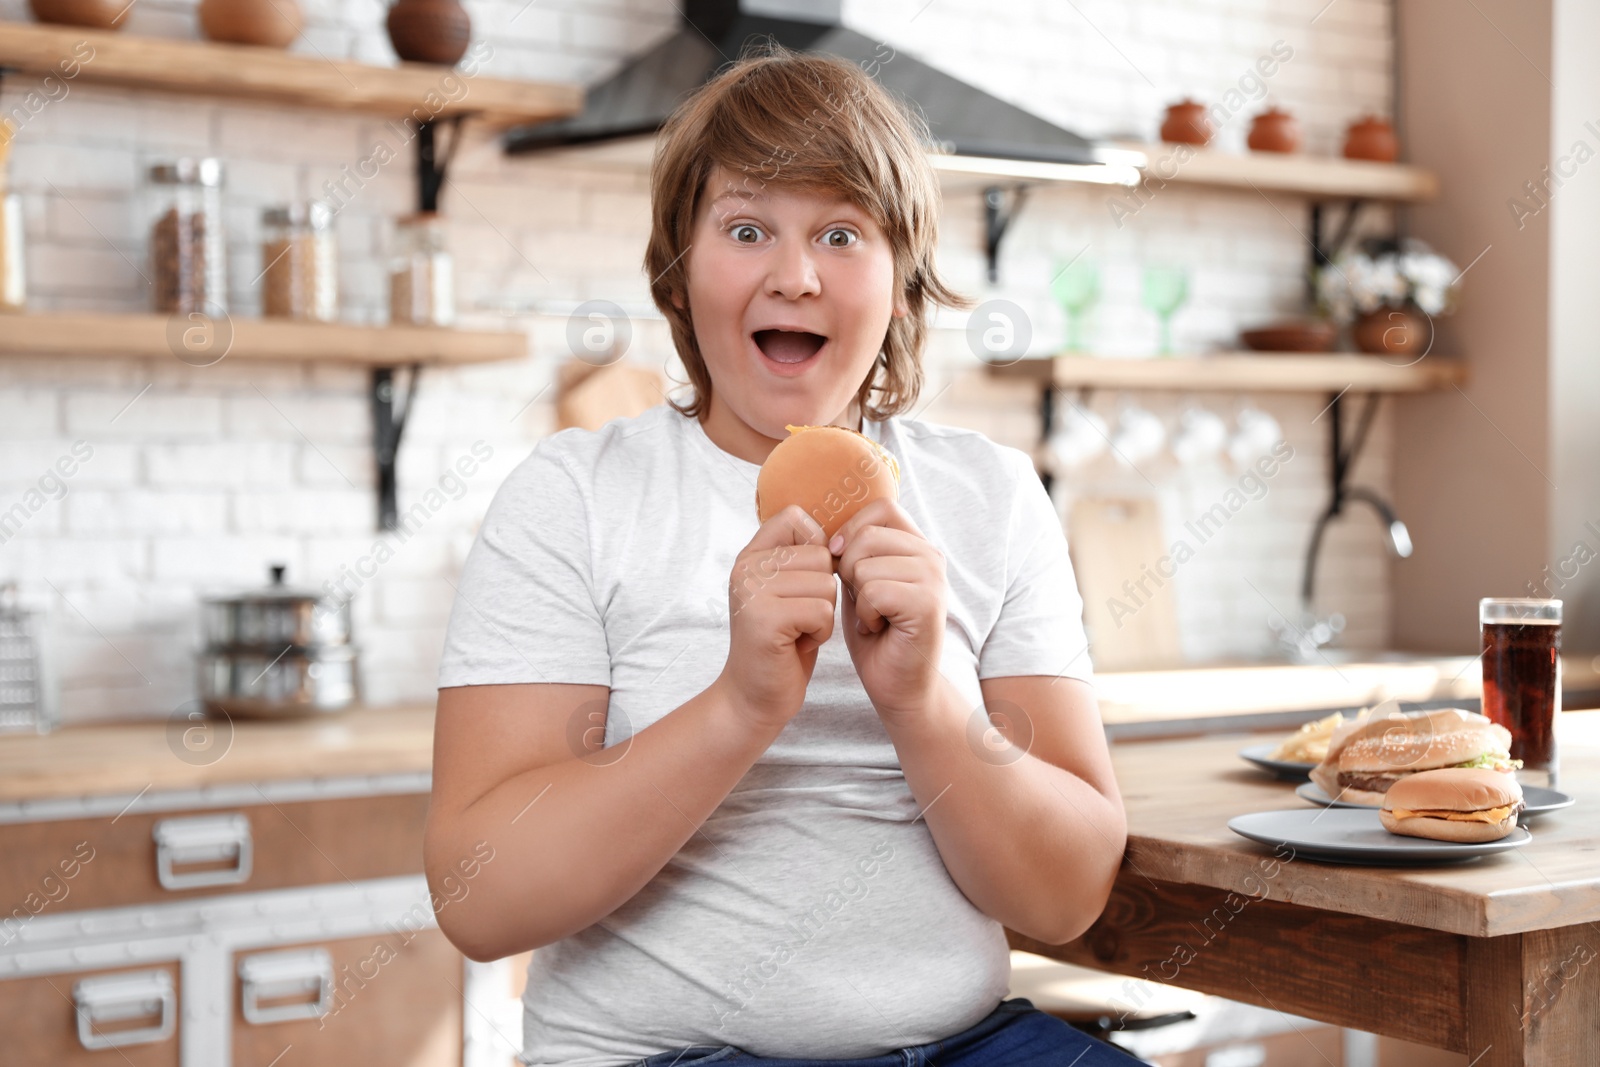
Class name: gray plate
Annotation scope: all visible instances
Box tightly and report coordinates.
[1228,808,1532,865]
[1238,743,1317,781]
[1295,781,1574,821]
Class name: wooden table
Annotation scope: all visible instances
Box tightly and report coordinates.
[1007,709,1600,1066]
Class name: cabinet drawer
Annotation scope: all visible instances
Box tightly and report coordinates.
[0,959,182,1065]
[0,792,429,915]
[232,928,463,1067]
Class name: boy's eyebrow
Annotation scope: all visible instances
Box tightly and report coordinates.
[709,190,764,207]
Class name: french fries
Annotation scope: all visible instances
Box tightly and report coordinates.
[1268,710,1347,764]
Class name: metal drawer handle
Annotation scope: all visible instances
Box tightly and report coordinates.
[238,948,335,1025]
[73,970,176,1050]
[152,812,253,890]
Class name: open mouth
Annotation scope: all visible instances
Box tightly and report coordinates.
[753,329,827,365]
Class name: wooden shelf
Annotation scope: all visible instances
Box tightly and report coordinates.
[1104,141,1439,202]
[988,353,1467,393]
[0,23,581,125]
[0,312,525,366]
[509,132,1438,202]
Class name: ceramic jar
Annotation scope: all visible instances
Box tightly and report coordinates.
[198,0,304,47]
[386,0,471,65]
[1160,99,1214,146]
[1343,115,1400,162]
[28,0,130,30]
[1247,107,1303,154]
[1353,305,1431,356]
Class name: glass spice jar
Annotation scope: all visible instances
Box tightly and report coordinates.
[146,157,227,316]
[388,211,454,326]
[0,192,23,312]
[261,201,337,321]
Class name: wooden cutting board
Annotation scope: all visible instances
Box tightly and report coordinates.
[1066,495,1183,670]
[556,358,665,431]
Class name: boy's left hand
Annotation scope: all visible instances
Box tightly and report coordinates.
[829,498,946,727]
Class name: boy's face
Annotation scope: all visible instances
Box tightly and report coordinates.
[683,166,905,439]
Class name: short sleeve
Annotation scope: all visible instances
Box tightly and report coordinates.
[976,450,1094,683]
[436,441,612,689]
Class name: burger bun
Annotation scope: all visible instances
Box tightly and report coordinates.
[1379,767,1524,843]
[755,424,900,540]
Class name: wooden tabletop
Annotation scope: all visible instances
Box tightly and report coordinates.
[0,705,436,803]
[1108,709,1600,938]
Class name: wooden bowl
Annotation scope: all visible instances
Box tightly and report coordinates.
[1240,320,1337,353]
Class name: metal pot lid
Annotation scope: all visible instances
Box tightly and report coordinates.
[202,564,334,605]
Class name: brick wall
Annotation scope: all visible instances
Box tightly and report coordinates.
[0,0,1401,722]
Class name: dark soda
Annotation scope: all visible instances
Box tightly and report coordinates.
[1481,619,1560,770]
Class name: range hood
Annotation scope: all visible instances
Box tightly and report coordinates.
[502,0,1138,182]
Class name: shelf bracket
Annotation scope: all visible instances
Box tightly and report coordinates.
[1307,197,1364,302]
[983,184,1029,284]
[372,364,422,532]
[416,114,468,213]
[1037,382,1055,497]
[1300,390,1411,608]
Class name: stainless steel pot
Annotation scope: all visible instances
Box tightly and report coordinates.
[199,564,359,718]
[202,564,351,649]
[199,644,358,718]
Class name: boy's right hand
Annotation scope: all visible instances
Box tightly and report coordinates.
[717,504,837,731]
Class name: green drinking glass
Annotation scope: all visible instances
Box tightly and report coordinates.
[1050,259,1100,353]
[1141,265,1190,356]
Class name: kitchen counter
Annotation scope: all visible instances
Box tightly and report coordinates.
[0,704,435,805]
[1096,651,1600,737]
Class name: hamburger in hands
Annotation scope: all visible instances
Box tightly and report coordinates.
[1380,768,1525,842]
[756,423,901,540]
[1309,707,1521,806]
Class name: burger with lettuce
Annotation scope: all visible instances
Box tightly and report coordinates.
[1309,707,1522,806]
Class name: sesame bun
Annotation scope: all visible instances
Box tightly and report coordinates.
[755,424,901,539]
[1307,708,1507,805]
[1379,767,1524,843]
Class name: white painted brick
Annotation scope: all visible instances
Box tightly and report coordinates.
[66,490,229,536]
[0,440,134,486]
[221,393,370,444]
[0,391,62,437]
[375,575,456,624]
[150,535,304,583]
[1,537,147,584]
[66,391,224,438]
[8,143,139,193]
[146,442,298,487]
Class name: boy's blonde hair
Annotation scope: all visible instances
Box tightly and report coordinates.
[645,43,969,422]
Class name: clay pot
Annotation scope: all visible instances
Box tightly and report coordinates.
[1353,305,1432,356]
[1343,115,1400,162]
[386,0,471,66]
[1247,107,1303,154]
[198,0,304,48]
[1160,99,1214,146]
[28,0,131,30]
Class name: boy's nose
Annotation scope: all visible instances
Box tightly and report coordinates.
[765,238,821,300]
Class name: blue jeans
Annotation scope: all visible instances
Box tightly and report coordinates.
[630,997,1150,1066]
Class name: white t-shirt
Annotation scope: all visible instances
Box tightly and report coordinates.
[437,401,1094,1067]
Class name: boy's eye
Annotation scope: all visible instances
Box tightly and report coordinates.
[823,228,857,248]
[732,224,764,243]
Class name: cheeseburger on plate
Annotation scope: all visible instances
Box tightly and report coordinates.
[1380,767,1525,842]
[1309,707,1521,806]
